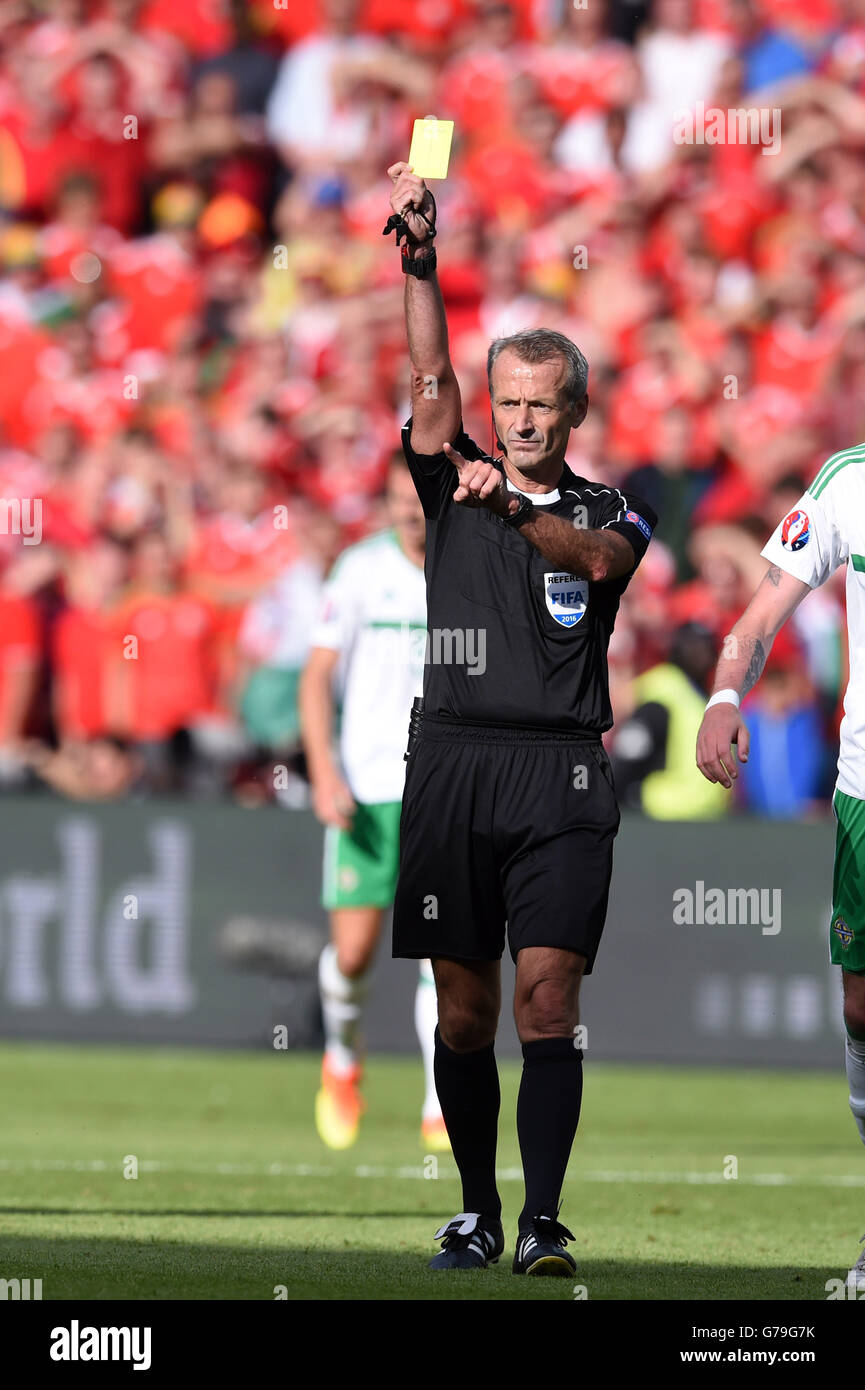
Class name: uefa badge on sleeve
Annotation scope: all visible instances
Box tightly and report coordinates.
[625,509,653,541]
[781,509,810,551]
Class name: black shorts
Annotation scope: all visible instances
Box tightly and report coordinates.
[392,716,620,970]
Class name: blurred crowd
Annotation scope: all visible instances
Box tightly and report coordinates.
[0,0,861,813]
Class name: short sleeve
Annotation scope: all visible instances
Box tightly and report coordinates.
[761,489,848,588]
[309,553,360,653]
[401,417,487,520]
[595,486,658,575]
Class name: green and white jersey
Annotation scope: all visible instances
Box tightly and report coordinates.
[312,528,426,804]
[761,445,861,797]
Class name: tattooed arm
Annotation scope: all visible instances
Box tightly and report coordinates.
[696,564,811,788]
[741,636,767,697]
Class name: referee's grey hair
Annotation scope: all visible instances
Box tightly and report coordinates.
[487,329,589,407]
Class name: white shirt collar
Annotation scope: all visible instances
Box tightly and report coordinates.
[505,477,560,505]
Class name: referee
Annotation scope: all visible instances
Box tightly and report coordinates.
[386,162,657,1276]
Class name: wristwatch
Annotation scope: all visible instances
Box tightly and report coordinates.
[501,493,535,528]
[401,243,437,278]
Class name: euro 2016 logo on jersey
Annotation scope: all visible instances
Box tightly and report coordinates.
[781,509,810,551]
[544,573,588,627]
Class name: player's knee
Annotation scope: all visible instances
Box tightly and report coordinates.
[516,977,578,1039]
[844,983,865,1042]
[846,1005,865,1043]
[335,944,374,979]
[437,1002,496,1053]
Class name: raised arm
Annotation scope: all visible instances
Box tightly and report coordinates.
[696,564,811,787]
[386,162,461,454]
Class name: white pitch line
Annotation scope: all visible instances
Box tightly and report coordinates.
[0,1158,863,1188]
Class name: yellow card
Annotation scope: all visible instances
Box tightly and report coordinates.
[408,116,454,180]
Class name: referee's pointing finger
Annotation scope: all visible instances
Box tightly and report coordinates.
[443,442,471,502]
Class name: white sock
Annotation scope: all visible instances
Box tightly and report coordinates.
[846,1034,865,1146]
[319,943,369,1076]
[415,958,441,1121]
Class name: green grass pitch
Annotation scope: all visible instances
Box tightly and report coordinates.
[0,1041,862,1301]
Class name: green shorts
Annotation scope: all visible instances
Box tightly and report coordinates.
[322,800,402,910]
[830,789,865,973]
[241,667,301,748]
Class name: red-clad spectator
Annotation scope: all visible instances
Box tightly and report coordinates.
[0,583,41,749]
[524,0,637,120]
[137,0,233,57]
[265,0,430,171]
[111,529,217,746]
[185,462,297,704]
[52,537,126,740]
[23,320,134,446]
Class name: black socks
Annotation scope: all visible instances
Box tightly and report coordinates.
[516,1037,583,1229]
[433,1025,501,1219]
[433,1030,583,1228]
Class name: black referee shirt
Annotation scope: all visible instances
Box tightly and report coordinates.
[402,418,658,735]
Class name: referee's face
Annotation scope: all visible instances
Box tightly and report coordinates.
[490,350,585,478]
